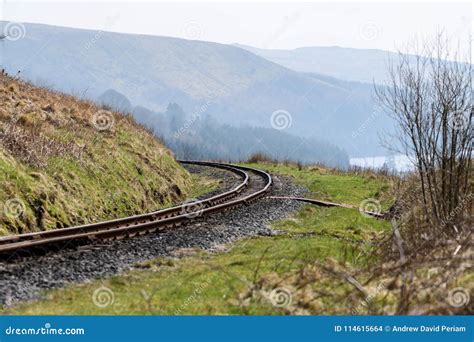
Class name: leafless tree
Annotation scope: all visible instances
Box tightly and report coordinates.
[376,33,472,238]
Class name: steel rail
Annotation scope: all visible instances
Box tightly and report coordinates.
[0,161,272,257]
[0,161,248,246]
[267,196,387,219]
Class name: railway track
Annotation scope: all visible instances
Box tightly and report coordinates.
[0,161,272,259]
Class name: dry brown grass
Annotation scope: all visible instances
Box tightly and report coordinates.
[0,72,191,235]
[0,73,162,166]
[239,242,472,315]
[246,152,275,164]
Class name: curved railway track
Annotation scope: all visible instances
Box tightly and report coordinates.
[0,161,272,259]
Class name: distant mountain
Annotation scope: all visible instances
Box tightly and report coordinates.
[0,21,391,156]
[234,44,397,84]
[99,90,350,168]
[98,89,132,112]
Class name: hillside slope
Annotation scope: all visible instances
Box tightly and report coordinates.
[0,73,192,236]
[0,21,387,156]
[98,90,350,168]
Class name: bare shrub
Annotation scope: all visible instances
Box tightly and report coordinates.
[247,152,274,164]
[376,33,472,242]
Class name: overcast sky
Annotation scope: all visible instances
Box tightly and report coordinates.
[0,1,472,52]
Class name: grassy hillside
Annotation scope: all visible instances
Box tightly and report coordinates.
[0,73,194,236]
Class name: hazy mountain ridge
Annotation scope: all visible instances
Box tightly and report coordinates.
[234,44,397,84]
[0,21,389,156]
[99,89,350,168]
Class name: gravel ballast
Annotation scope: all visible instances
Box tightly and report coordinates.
[0,165,307,306]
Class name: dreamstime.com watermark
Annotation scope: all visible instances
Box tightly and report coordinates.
[3,198,26,219]
[351,111,381,139]
[174,99,213,139]
[92,285,115,308]
[268,287,292,308]
[91,110,115,131]
[174,277,211,314]
[262,12,300,49]
[4,323,85,336]
[440,192,473,227]
[359,198,382,218]
[447,109,471,131]
[351,280,387,314]
[358,21,381,41]
[447,287,470,308]
[270,109,292,130]
[2,22,26,41]
[180,198,205,218]
[182,21,204,40]
[84,14,119,51]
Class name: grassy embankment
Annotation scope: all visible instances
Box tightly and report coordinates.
[0,74,219,236]
[4,162,394,314]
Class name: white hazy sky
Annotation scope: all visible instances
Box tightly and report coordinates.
[0,1,472,52]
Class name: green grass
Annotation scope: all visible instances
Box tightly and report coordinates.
[0,137,191,235]
[2,162,392,315]
[187,174,220,199]
[0,147,217,236]
[242,162,392,208]
[274,206,388,240]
